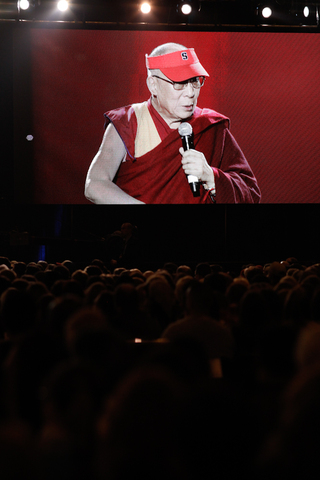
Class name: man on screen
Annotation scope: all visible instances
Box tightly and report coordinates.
[84,42,260,204]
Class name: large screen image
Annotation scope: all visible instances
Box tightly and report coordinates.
[14,28,320,204]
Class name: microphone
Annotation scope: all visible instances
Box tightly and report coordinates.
[178,122,200,197]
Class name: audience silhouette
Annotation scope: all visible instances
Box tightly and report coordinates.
[0,253,320,479]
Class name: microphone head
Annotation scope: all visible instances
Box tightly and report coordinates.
[178,122,193,137]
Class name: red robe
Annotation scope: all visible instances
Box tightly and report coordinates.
[105,101,261,204]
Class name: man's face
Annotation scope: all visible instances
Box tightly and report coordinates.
[120,223,132,239]
[148,72,201,128]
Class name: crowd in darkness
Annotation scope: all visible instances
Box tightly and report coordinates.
[1,248,320,479]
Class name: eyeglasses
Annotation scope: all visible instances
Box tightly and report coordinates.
[152,75,205,90]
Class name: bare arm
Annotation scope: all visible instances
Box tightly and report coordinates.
[85,123,145,204]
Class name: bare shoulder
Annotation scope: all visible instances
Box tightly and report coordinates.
[99,122,126,158]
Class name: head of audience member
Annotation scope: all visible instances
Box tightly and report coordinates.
[0,287,37,339]
[184,280,220,320]
[194,262,211,281]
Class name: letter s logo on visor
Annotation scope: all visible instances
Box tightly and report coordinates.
[181,52,188,60]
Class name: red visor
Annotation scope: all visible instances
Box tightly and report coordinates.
[145,48,209,82]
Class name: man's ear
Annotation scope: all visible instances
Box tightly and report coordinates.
[146,75,157,96]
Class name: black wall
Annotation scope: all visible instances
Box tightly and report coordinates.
[1,204,319,270]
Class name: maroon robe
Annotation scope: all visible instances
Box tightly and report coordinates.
[105,103,261,204]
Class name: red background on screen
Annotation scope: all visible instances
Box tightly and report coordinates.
[30,29,320,203]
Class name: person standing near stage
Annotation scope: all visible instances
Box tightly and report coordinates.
[85,42,260,204]
[106,223,141,270]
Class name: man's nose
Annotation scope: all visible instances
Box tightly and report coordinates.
[184,82,195,96]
